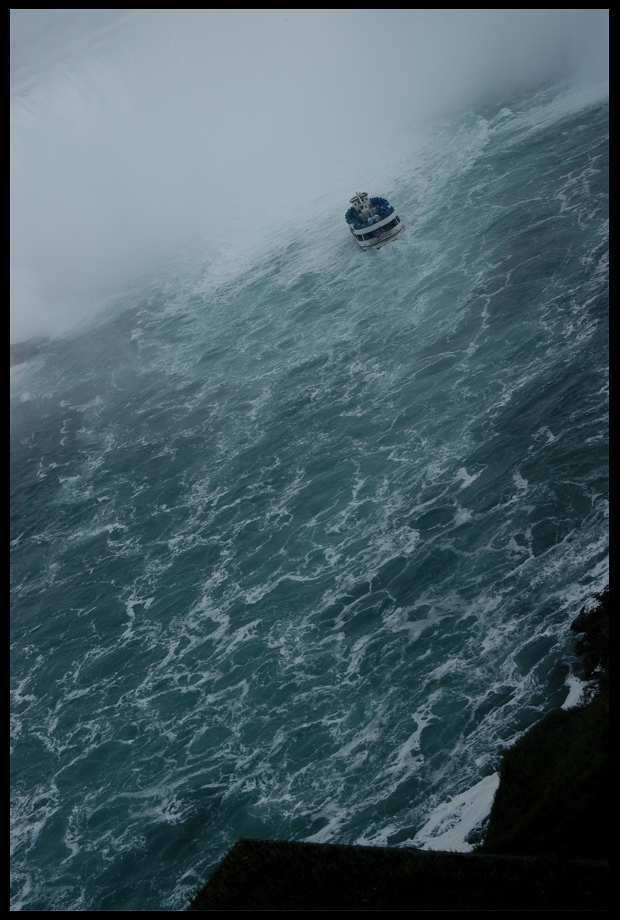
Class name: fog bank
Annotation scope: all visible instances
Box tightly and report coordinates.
[10,9,608,342]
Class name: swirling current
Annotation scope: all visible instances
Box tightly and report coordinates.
[11,83,608,910]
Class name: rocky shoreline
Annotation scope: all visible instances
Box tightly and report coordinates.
[187,587,609,910]
[477,586,608,860]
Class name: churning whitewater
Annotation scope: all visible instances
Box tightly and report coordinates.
[11,82,608,911]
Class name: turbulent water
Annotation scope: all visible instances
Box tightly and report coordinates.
[11,83,608,911]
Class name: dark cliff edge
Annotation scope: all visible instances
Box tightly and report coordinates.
[477,586,608,861]
[186,588,608,911]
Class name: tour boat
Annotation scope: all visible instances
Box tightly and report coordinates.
[345,192,404,250]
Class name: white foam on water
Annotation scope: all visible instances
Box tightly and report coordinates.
[409,772,500,852]
[11,72,608,910]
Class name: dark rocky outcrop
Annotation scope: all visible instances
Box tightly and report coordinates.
[477,585,608,861]
[570,585,609,688]
[186,588,609,910]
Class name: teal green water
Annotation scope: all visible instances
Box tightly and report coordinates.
[11,85,608,910]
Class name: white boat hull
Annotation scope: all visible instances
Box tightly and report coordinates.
[350,219,405,251]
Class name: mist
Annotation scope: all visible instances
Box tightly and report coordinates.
[10,9,608,343]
